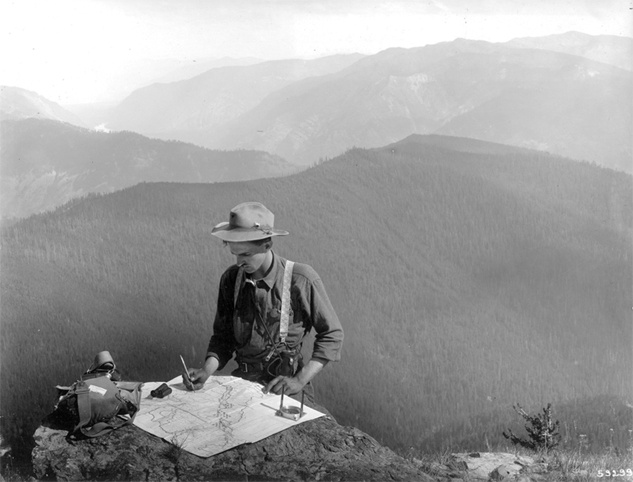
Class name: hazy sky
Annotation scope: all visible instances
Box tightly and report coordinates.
[1,0,631,104]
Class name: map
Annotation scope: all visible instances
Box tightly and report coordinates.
[133,375,325,457]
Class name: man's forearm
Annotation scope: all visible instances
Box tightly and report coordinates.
[294,359,328,387]
[204,356,219,376]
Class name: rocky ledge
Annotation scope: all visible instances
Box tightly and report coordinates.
[32,411,555,481]
[32,412,437,481]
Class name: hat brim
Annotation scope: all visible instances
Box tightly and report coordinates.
[211,223,289,242]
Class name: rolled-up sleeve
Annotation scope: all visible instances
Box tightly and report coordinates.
[300,274,344,363]
[206,270,236,370]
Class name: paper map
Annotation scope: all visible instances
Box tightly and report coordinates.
[133,375,325,457]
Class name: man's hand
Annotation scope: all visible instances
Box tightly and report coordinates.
[183,357,219,391]
[263,359,328,396]
[183,368,210,390]
[264,375,305,396]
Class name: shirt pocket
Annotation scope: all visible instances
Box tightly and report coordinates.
[286,308,306,341]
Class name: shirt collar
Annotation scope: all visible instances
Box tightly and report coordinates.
[253,251,280,290]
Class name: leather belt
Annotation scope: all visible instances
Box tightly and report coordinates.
[237,361,267,373]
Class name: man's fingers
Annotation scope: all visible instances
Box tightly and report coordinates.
[264,376,285,394]
[188,369,204,383]
[182,374,193,389]
[264,376,303,396]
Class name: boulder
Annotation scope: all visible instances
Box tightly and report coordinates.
[449,452,534,481]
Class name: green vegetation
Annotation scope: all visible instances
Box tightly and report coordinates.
[1,135,631,474]
[503,403,561,453]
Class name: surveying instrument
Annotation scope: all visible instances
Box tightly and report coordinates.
[275,387,305,421]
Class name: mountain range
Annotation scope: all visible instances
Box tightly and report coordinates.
[2,32,631,221]
[104,53,365,138]
[98,32,632,171]
[2,135,630,462]
[506,31,632,70]
[151,56,265,84]
[0,86,86,126]
[59,58,266,128]
[0,118,296,219]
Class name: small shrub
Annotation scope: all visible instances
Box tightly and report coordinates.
[502,403,561,453]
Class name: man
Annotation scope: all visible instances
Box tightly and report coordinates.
[186,202,343,402]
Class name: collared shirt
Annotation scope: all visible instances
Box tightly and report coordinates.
[206,252,343,370]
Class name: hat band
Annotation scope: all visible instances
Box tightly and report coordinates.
[229,221,273,235]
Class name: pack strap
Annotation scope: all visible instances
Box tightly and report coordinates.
[74,382,93,432]
[75,380,143,438]
[80,416,130,438]
[280,261,294,344]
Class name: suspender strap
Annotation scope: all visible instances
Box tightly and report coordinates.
[280,261,294,344]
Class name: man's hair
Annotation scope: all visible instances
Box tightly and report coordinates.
[250,237,272,247]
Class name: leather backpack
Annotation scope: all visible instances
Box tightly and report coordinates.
[53,351,143,438]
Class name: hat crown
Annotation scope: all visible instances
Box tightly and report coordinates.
[229,202,274,230]
[211,202,288,242]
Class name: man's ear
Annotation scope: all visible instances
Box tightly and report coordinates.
[264,240,273,251]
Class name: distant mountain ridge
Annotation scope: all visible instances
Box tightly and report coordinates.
[152,56,265,84]
[100,33,631,171]
[105,54,365,137]
[210,37,632,170]
[0,118,297,219]
[4,33,631,222]
[507,31,632,71]
[0,86,86,126]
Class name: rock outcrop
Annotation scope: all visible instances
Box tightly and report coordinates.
[32,419,562,482]
[419,452,545,481]
[32,420,559,482]
[32,413,437,481]
[31,401,558,482]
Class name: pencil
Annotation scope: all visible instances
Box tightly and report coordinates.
[180,355,195,390]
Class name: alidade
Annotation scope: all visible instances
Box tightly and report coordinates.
[275,387,305,421]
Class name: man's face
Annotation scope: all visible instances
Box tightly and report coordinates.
[228,241,269,274]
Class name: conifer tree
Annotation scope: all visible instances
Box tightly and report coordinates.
[503,403,561,453]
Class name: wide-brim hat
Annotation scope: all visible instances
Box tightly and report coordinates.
[211,202,289,242]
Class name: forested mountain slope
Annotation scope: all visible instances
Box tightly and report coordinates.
[1,135,631,462]
[0,118,297,219]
